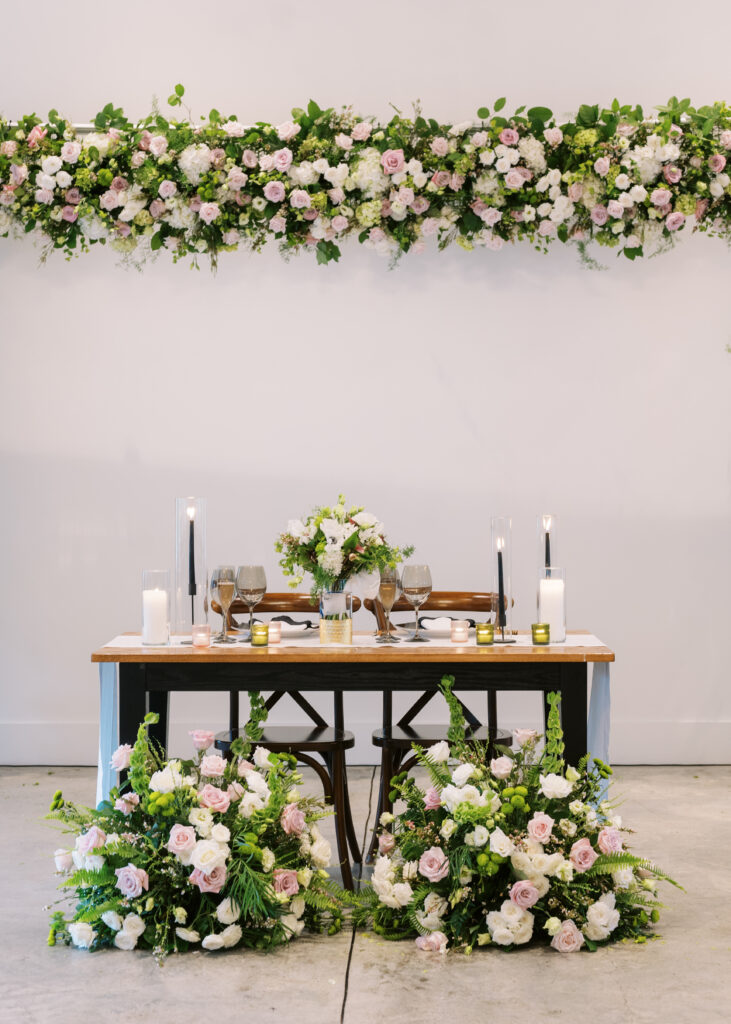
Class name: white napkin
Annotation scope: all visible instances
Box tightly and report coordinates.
[421,617,454,632]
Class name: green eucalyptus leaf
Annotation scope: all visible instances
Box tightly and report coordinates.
[494,97,506,111]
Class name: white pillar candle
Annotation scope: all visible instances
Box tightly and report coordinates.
[142,588,169,645]
[538,578,566,643]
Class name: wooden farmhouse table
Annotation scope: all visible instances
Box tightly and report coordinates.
[91,631,614,806]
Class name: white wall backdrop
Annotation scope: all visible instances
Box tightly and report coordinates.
[1,0,729,766]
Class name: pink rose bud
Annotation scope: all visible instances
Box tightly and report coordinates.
[189,730,215,751]
[378,833,396,854]
[110,744,132,771]
[423,786,441,809]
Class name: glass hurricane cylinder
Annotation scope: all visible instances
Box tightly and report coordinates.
[142,569,171,646]
[491,515,515,643]
[175,497,208,634]
[537,566,566,643]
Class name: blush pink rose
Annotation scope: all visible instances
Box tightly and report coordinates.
[664,165,682,184]
[607,199,624,219]
[568,182,584,201]
[421,217,439,237]
[527,811,555,844]
[380,200,391,217]
[490,756,512,779]
[100,190,121,211]
[351,122,372,141]
[328,187,345,205]
[200,754,227,778]
[10,164,28,184]
[110,176,128,192]
[569,837,599,873]
[335,133,352,150]
[551,919,585,953]
[538,219,556,236]
[544,127,563,146]
[430,137,449,157]
[259,154,275,172]
[34,188,54,205]
[199,202,220,224]
[110,744,132,771]
[303,207,318,221]
[449,173,465,190]
[471,131,488,147]
[273,147,293,172]
[590,205,608,226]
[159,180,177,199]
[242,149,258,168]
[0,140,18,156]
[709,153,727,173]
[60,141,81,163]
[149,135,168,158]
[273,869,300,895]
[418,846,449,883]
[398,186,414,206]
[227,168,248,190]
[651,188,672,206]
[499,128,519,146]
[54,849,73,872]
[505,168,525,189]
[269,214,286,233]
[209,148,226,168]
[263,180,286,203]
[61,205,78,222]
[695,198,709,221]
[149,199,166,218]
[166,824,197,859]
[381,149,405,175]
[665,211,686,231]
[289,188,310,208]
[114,793,140,816]
[115,222,131,237]
[369,227,386,243]
[190,865,226,893]
[65,188,81,205]
[280,803,306,836]
[423,786,441,810]
[138,131,152,151]
[594,156,610,176]
[131,151,146,168]
[431,170,451,188]
[415,931,447,952]
[115,863,149,898]
[509,880,540,909]
[720,130,731,149]
[597,827,623,855]
[198,785,231,813]
[77,826,107,854]
[331,214,348,232]
[378,833,396,854]
[411,196,430,215]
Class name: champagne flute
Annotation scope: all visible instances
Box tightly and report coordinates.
[235,565,267,640]
[377,566,402,644]
[401,564,432,643]
[211,565,236,643]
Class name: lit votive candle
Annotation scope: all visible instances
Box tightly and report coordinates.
[191,624,211,648]
[475,622,495,645]
[251,623,269,647]
[268,621,282,644]
[531,623,550,645]
[451,620,470,643]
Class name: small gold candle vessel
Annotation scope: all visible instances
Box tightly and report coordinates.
[475,622,495,645]
[250,623,269,647]
[531,622,550,645]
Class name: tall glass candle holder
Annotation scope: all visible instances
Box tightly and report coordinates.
[175,497,208,634]
[319,591,353,645]
[538,566,566,643]
[491,516,515,643]
[538,514,557,577]
[142,569,171,646]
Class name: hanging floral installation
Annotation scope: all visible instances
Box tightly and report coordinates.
[1,89,729,267]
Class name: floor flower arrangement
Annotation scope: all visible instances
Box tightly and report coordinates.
[47,695,344,957]
[361,679,679,953]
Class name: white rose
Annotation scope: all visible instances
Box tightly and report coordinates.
[440,818,457,839]
[413,171,428,188]
[188,807,213,837]
[122,914,146,938]
[41,155,63,175]
[55,170,72,188]
[113,930,138,950]
[261,848,275,872]
[202,933,225,950]
[489,827,514,857]
[101,911,123,931]
[276,121,301,141]
[210,824,231,843]
[539,773,573,800]
[451,763,475,787]
[614,173,631,190]
[68,922,96,949]
[427,740,450,762]
[190,840,228,873]
[310,836,331,868]
[216,897,241,925]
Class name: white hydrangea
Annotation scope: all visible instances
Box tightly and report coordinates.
[166,202,195,230]
[149,761,184,793]
[350,148,389,197]
[81,133,113,157]
[178,144,212,184]
[518,136,546,173]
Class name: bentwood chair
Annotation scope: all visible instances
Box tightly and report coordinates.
[363,591,512,860]
[212,593,361,889]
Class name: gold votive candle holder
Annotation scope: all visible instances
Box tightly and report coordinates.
[475,622,495,645]
[251,623,269,647]
[191,624,211,648]
[268,621,282,644]
[531,622,550,645]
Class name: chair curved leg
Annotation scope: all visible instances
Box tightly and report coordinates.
[332,748,354,890]
[367,744,394,863]
[290,751,334,803]
[342,769,362,864]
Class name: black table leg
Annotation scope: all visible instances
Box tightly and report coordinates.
[148,690,169,752]
[119,664,148,747]
[558,663,588,767]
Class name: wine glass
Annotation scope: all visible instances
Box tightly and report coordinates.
[211,565,236,643]
[401,564,432,643]
[376,566,402,644]
[235,565,267,640]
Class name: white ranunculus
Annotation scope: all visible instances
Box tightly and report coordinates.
[310,836,332,868]
[149,762,183,793]
[451,763,475,787]
[584,892,620,941]
[174,907,187,924]
[175,928,201,943]
[427,740,450,763]
[539,773,573,800]
[202,933,225,950]
[190,840,228,874]
[440,818,457,839]
[55,170,72,188]
[489,827,514,857]
[101,911,123,931]
[253,747,273,771]
[530,874,550,898]
[221,924,243,947]
[189,807,214,837]
[35,172,56,190]
[281,913,305,937]
[614,173,631,190]
[510,851,533,878]
[216,897,241,925]
[113,930,138,950]
[122,914,146,938]
[68,922,96,949]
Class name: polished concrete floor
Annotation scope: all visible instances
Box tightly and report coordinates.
[1,763,729,1024]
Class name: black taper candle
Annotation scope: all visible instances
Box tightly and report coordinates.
[497,547,506,629]
[188,514,197,597]
[545,530,551,571]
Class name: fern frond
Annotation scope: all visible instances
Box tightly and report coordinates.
[412,745,451,788]
[66,868,117,888]
[586,852,682,889]
[74,899,122,923]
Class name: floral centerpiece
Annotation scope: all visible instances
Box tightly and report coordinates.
[361,679,678,954]
[46,696,344,957]
[275,494,413,596]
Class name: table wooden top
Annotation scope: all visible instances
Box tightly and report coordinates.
[92,631,614,664]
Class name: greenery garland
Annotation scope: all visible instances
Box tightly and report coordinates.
[2,89,730,267]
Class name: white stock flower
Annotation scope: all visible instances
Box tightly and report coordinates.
[486,900,534,946]
[612,867,635,889]
[427,740,450,762]
[261,848,275,872]
[216,897,242,925]
[539,773,573,800]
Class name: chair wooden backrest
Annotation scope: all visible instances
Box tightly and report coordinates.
[211,592,361,623]
[364,591,498,631]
